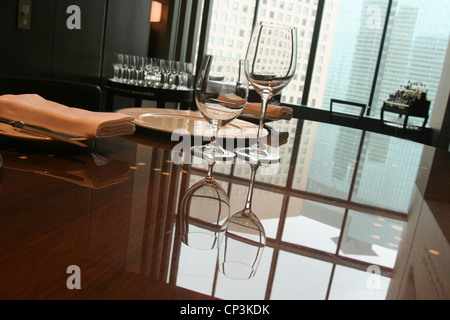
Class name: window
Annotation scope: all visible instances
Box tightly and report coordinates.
[192,0,449,126]
[311,0,450,122]
[371,0,450,119]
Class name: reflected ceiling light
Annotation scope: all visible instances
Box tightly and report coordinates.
[391,224,404,231]
[150,1,162,23]
[373,223,383,228]
[429,249,440,255]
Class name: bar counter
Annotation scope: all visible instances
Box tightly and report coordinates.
[0,117,448,301]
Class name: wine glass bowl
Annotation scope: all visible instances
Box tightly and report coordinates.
[192,55,249,161]
[219,210,266,280]
[180,157,230,250]
[235,22,297,163]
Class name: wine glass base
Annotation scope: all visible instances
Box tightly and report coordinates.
[234,147,281,164]
[191,145,236,162]
[219,262,257,280]
[182,232,222,250]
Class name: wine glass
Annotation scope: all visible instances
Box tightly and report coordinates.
[185,62,194,89]
[235,22,297,163]
[180,154,230,250]
[176,61,187,89]
[168,60,178,89]
[143,57,152,86]
[124,54,135,84]
[160,59,172,89]
[135,56,145,86]
[112,53,123,82]
[149,58,162,88]
[192,55,249,161]
[120,54,129,83]
[218,159,266,280]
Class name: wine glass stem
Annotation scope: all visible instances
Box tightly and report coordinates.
[256,92,270,150]
[206,161,215,180]
[211,120,219,146]
[243,163,259,214]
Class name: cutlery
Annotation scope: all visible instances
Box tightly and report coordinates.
[0,117,87,148]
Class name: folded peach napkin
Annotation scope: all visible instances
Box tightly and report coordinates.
[243,102,293,121]
[216,93,247,107]
[217,93,293,120]
[0,94,135,139]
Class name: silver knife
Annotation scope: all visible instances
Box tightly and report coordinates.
[0,117,87,148]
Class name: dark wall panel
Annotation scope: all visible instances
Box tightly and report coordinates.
[52,0,107,84]
[0,0,56,78]
[0,0,150,84]
[101,0,151,80]
[0,0,18,76]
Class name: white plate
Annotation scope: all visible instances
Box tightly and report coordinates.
[117,108,267,138]
[0,123,87,143]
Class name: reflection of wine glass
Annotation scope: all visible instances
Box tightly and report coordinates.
[192,55,248,161]
[218,160,266,280]
[180,155,230,250]
[235,22,297,163]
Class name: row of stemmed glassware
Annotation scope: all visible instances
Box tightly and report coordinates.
[180,22,298,280]
[112,53,193,90]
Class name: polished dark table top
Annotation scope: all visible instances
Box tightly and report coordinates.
[0,117,448,300]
